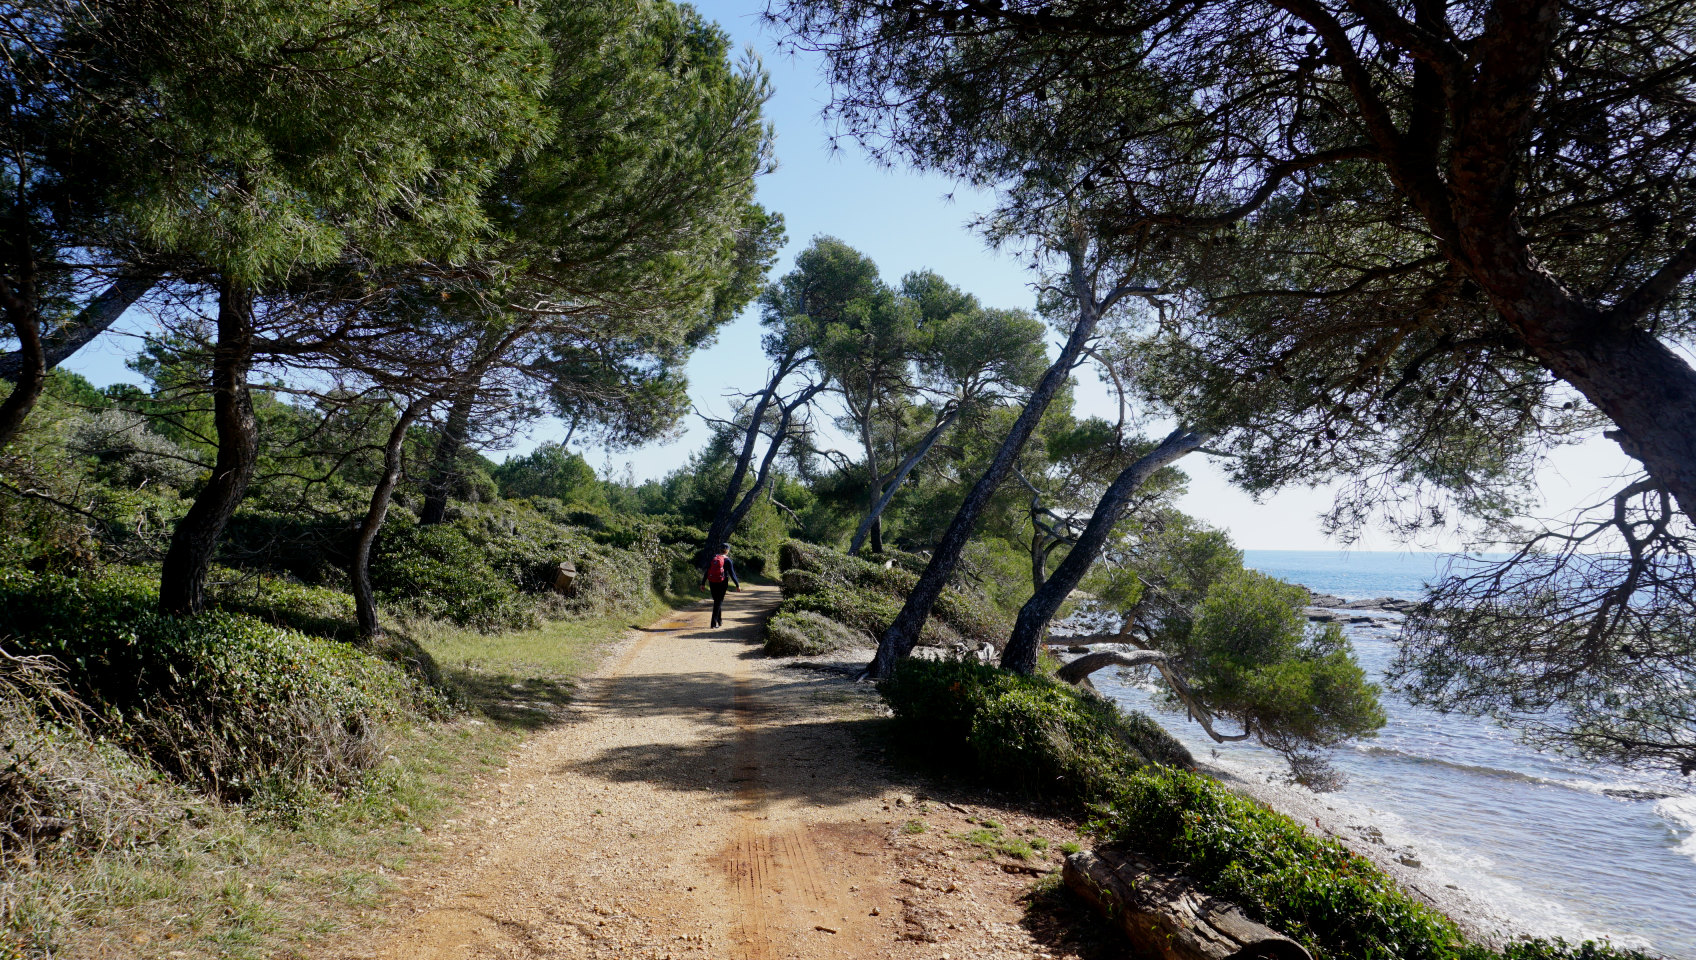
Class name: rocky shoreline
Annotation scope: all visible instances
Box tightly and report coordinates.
[1302,592,1416,626]
[1201,762,1528,948]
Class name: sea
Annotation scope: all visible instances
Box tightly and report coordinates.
[1085,550,1696,958]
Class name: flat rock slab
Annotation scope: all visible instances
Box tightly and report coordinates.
[1062,848,1311,960]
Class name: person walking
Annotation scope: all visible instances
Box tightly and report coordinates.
[701,543,739,628]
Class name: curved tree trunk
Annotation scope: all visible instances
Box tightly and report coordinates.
[858,408,884,554]
[1513,306,1696,526]
[704,352,796,559]
[849,406,957,555]
[0,265,163,384]
[864,241,1130,680]
[1031,526,1049,591]
[718,380,825,547]
[1001,428,1207,674]
[159,281,258,615]
[353,397,432,639]
[420,382,475,526]
[0,249,44,448]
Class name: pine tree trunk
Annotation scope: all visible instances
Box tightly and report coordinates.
[863,243,1118,680]
[849,407,957,555]
[720,380,823,542]
[159,282,258,616]
[859,408,883,554]
[420,383,475,526]
[1001,429,1207,674]
[1031,527,1048,591]
[0,265,162,383]
[0,249,44,448]
[1519,313,1696,526]
[353,398,431,639]
[704,355,792,559]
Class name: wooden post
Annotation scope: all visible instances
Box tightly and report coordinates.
[552,560,578,595]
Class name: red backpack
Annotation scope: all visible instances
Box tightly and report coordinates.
[707,554,730,583]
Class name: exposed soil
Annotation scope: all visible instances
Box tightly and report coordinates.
[334,584,1107,960]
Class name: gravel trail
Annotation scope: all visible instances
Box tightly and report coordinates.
[337,584,1097,960]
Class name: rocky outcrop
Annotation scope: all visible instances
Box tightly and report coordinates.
[1062,848,1312,960]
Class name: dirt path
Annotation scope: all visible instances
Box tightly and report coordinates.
[335,584,1105,960]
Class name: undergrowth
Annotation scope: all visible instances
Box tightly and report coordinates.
[765,540,1012,656]
[878,657,1193,810]
[0,568,443,803]
[879,657,1651,960]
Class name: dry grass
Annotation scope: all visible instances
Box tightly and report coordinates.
[1,600,654,959]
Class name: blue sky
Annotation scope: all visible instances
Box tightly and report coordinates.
[60,0,1638,551]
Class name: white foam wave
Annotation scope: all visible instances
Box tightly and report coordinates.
[1656,796,1696,863]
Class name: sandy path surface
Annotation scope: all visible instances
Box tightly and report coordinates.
[336,584,1100,960]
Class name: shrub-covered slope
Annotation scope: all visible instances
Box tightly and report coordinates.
[0,569,444,803]
[765,539,1013,656]
[879,658,1647,960]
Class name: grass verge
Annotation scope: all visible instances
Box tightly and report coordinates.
[4,586,668,958]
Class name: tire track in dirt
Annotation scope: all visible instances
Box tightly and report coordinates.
[722,666,843,959]
[331,583,1087,960]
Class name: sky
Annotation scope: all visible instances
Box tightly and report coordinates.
[60,0,1641,552]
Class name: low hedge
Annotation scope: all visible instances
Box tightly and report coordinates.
[877,656,1646,960]
[763,610,863,657]
[773,540,1009,645]
[878,657,1192,808]
[0,569,443,802]
[369,502,675,629]
[1097,768,1651,960]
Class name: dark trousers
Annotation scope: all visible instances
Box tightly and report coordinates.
[709,581,729,626]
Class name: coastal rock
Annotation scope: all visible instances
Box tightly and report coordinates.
[1062,848,1312,960]
[1601,788,1675,801]
[1336,596,1418,613]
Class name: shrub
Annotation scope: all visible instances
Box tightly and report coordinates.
[878,657,1191,810]
[219,508,349,585]
[443,500,671,617]
[370,520,532,629]
[781,569,825,596]
[0,648,176,856]
[68,409,199,490]
[764,610,862,657]
[780,538,832,574]
[1096,768,1653,960]
[774,540,1009,645]
[778,583,961,645]
[0,569,443,802]
[206,570,360,640]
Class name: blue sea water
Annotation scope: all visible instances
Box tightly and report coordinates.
[1089,550,1696,958]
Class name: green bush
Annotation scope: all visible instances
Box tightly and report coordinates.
[781,569,825,596]
[370,520,532,629]
[1095,768,1650,960]
[764,610,862,657]
[878,657,1191,810]
[877,658,1639,960]
[774,540,1009,644]
[206,570,360,640]
[457,499,677,614]
[0,569,443,802]
[219,508,348,585]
